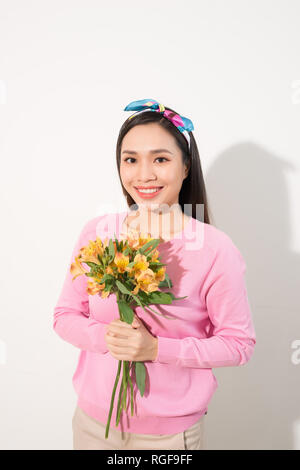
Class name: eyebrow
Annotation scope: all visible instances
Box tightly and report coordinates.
[121,148,173,155]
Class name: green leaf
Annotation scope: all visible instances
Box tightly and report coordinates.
[84,261,101,269]
[117,300,134,324]
[123,247,130,256]
[131,293,144,308]
[101,274,115,282]
[136,290,150,303]
[158,272,172,288]
[146,291,173,304]
[97,254,104,266]
[109,238,115,258]
[166,292,188,301]
[113,232,120,251]
[104,284,113,293]
[148,262,166,270]
[172,295,188,300]
[115,280,133,296]
[135,362,146,397]
[126,261,136,268]
[138,239,160,256]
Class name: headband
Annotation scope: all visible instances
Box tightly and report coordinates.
[124,99,194,150]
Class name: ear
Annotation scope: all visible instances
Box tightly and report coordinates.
[184,161,190,179]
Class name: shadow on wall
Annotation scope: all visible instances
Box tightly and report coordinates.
[203,141,300,450]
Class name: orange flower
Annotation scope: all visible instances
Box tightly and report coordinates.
[131,268,159,295]
[150,249,160,262]
[126,253,149,277]
[86,278,103,295]
[154,267,166,283]
[114,252,130,273]
[105,265,114,275]
[79,237,104,264]
[86,278,110,298]
[70,256,89,280]
[120,228,153,251]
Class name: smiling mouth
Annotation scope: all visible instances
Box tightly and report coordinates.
[135,186,163,190]
[134,187,164,196]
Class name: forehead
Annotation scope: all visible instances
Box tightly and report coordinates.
[121,123,178,152]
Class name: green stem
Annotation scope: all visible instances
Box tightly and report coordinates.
[116,360,129,426]
[122,361,128,411]
[108,294,137,433]
[105,359,122,439]
[116,361,125,426]
[127,364,134,416]
[115,292,127,427]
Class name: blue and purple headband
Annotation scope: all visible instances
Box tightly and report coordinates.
[124,99,194,150]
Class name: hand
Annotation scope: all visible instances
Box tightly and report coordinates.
[105,314,158,362]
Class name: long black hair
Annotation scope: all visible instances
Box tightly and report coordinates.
[116,105,212,224]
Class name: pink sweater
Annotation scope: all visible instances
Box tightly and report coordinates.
[53,211,256,435]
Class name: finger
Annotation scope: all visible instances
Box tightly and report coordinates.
[105,333,133,347]
[108,325,137,337]
[108,344,133,357]
[110,352,132,361]
[109,343,132,352]
[112,319,133,328]
[108,331,128,339]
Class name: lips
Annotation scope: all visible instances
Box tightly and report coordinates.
[134,186,163,190]
[134,186,164,198]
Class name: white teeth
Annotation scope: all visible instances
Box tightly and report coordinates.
[137,187,162,194]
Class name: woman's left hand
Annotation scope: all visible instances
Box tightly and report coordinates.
[105,314,158,362]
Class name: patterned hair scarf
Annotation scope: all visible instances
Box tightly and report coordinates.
[124,99,194,150]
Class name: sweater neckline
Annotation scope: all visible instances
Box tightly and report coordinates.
[117,210,194,244]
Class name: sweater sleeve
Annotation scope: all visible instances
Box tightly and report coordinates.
[52,218,109,354]
[151,235,256,368]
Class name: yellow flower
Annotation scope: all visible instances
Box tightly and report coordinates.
[79,238,104,265]
[138,232,153,247]
[101,289,110,299]
[105,265,114,275]
[70,256,89,280]
[150,249,160,262]
[102,237,110,249]
[155,267,166,283]
[86,278,103,295]
[131,268,159,295]
[114,251,130,273]
[86,278,110,298]
[126,253,149,277]
[121,228,153,251]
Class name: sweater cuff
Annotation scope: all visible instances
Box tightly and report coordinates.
[151,335,181,365]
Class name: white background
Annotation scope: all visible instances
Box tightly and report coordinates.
[0,0,299,450]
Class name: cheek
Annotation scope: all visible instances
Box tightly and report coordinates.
[120,165,132,185]
[120,162,136,175]
[161,168,180,185]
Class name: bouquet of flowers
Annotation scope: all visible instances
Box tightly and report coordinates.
[70,227,187,439]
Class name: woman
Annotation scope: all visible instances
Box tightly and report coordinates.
[53,99,257,450]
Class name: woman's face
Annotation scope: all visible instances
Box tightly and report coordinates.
[120,123,189,212]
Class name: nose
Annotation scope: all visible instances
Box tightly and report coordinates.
[136,160,157,182]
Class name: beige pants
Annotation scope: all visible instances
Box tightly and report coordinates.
[72,405,206,450]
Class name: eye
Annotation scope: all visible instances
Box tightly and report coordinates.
[123,157,169,163]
